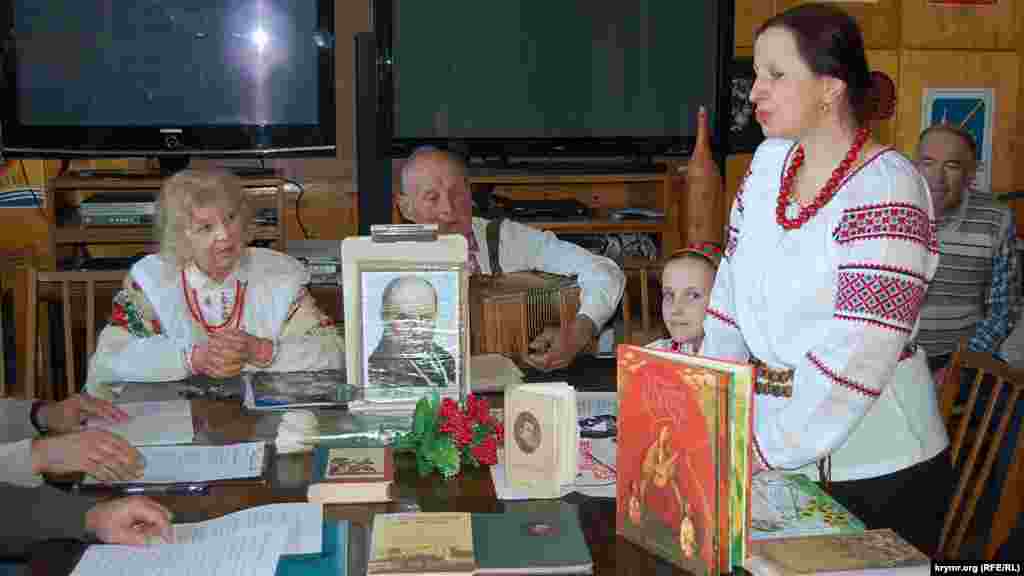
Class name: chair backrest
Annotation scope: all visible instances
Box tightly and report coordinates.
[938,341,1024,559]
[0,248,37,397]
[25,269,127,400]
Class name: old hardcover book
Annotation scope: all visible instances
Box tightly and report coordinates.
[242,370,347,411]
[473,503,593,575]
[616,345,754,576]
[745,529,930,576]
[307,446,394,504]
[503,382,578,499]
[367,512,477,576]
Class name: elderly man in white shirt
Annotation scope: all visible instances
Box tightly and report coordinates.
[397,147,625,371]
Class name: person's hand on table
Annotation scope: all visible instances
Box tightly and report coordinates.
[191,335,246,378]
[217,327,274,366]
[85,496,174,546]
[31,429,144,482]
[38,393,131,434]
[524,316,596,372]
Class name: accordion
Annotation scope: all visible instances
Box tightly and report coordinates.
[469,271,581,362]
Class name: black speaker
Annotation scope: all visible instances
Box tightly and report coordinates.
[354,31,392,235]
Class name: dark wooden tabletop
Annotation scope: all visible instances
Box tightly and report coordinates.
[29,386,691,576]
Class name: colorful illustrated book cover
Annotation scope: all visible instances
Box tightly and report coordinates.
[750,472,865,540]
[617,345,731,576]
[627,345,756,571]
[367,512,476,575]
[313,446,394,484]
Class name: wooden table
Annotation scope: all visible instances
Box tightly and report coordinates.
[29,395,692,576]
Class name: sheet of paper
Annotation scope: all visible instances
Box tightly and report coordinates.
[84,441,266,485]
[86,400,194,446]
[174,502,323,556]
[71,526,287,576]
[490,456,615,500]
[576,391,617,421]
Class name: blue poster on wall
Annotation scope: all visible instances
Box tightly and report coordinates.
[922,88,994,192]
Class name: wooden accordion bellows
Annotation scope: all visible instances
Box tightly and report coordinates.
[469,271,580,361]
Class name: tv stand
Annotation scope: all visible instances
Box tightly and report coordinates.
[157,156,191,175]
[470,160,664,177]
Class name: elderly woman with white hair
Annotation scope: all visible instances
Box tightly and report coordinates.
[85,169,343,398]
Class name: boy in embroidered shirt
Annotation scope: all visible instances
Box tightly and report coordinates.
[647,242,723,355]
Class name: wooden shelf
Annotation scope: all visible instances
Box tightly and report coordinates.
[44,171,288,267]
[468,172,666,185]
[514,220,665,234]
[54,225,281,245]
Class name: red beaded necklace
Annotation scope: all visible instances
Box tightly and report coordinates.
[775,127,871,230]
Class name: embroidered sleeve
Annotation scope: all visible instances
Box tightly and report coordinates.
[270,287,345,371]
[970,209,1020,356]
[755,165,938,471]
[109,279,163,338]
[701,170,750,361]
[85,274,189,398]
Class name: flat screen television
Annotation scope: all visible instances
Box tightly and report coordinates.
[0,0,336,165]
[375,0,733,162]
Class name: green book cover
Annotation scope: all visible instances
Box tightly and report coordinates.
[472,503,593,574]
[750,472,866,540]
[275,520,349,576]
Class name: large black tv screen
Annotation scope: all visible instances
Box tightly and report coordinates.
[2,0,335,158]
[381,1,731,158]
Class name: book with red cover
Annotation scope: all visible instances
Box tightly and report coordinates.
[616,345,754,576]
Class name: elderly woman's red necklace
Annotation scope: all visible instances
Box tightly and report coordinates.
[775,127,870,230]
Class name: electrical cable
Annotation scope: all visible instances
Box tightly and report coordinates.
[284,178,309,239]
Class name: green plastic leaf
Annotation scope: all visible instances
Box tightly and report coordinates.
[428,435,461,478]
[412,397,432,437]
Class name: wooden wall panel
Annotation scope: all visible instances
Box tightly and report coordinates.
[867,50,900,148]
[333,2,371,163]
[902,0,1016,50]
[734,0,776,49]
[775,0,901,49]
[897,51,1019,194]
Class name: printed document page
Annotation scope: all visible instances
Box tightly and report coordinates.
[174,502,323,556]
[84,441,266,485]
[86,400,194,446]
[70,525,288,576]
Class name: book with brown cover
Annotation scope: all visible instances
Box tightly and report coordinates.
[368,512,477,576]
[306,446,394,504]
[745,529,930,576]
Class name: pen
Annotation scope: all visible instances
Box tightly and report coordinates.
[120,484,210,496]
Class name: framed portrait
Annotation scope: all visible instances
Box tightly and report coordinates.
[727,58,764,154]
[341,233,470,412]
[922,88,994,193]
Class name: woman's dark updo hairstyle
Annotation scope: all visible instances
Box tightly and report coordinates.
[756,2,879,127]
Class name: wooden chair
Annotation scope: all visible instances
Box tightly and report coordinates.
[24,269,126,400]
[937,341,1024,559]
[0,248,38,397]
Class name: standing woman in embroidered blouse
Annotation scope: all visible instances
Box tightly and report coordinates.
[85,169,343,399]
[702,3,950,554]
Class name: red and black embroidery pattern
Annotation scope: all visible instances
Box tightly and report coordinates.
[725,225,739,259]
[808,352,881,398]
[706,307,740,331]
[834,264,927,334]
[832,202,935,252]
